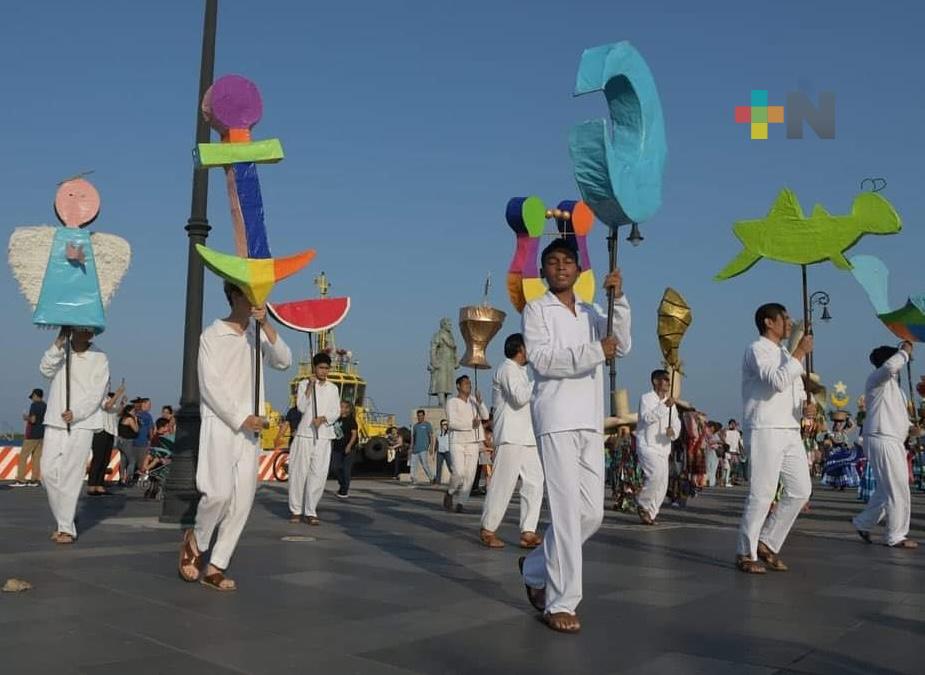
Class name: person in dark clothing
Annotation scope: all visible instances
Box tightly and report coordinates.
[331,401,359,498]
[14,388,47,487]
[116,404,140,485]
[88,388,124,495]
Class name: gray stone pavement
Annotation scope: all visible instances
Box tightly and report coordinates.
[0,478,922,675]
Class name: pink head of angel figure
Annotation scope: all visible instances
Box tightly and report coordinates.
[55,177,100,265]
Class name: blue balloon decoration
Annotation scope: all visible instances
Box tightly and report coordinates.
[569,42,667,228]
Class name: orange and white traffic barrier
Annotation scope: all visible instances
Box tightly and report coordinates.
[2,446,281,482]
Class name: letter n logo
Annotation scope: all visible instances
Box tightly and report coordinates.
[786,92,836,139]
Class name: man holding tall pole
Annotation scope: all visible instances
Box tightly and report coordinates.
[519,238,631,633]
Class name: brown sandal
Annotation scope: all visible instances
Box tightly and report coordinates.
[889,539,919,549]
[178,530,203,582]
[518,556,545,613]
[52,532,75,545]
[289,514,302,524]
[736,555,767,574]
[200,570,237,592]
[544,611,581,633]
[757,542,789,571]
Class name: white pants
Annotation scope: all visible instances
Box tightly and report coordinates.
[853,435,911,545]
[288,436,332,517]
[448,442,480,506]
[523,430,604,615]
[736,428,811,559]
[194,417,258,570]
[480,443,544,533]
[636,445,669,520]
[41,427,93,537]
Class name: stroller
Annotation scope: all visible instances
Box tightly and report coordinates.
[140,438,173,500]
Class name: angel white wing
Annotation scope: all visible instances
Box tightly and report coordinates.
[8,225,55,309]
[91,231,131,307]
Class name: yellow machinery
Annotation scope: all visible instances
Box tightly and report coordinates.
[260,274,395,461]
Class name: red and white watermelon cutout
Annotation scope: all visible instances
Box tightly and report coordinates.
[268,297,351,333]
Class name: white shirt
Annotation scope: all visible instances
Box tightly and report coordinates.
[864,350,910,442]
[101,401,119,436]
[741,336,805,431]
[436,431,450,453]
[40,342,109,431]
[636,390,680,455]
[198,319,292,432]
[492,358,536,447]
[725,428,742,454]
[523,291,631,436]
[295,379,341,440]
[446,395,489,447]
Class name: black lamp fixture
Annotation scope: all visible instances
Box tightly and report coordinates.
[626,222,644,247]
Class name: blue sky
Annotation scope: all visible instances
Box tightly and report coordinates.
[2,0,924,434]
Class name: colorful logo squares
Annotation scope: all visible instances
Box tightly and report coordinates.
[735,90,785,140]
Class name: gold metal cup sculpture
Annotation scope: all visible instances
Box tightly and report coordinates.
[459,305,506,369]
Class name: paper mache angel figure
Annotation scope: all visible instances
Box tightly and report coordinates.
[8,176,130,331]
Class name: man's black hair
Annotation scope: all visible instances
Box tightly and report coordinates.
[155,417,170,430]
[312,352,332,367]
[650,369,670,382]
[416,409,426,416]
[223,280,244,307]
[456,374,470,387]
[870,345,899,369]
[755,302,788,335]
[540,238,580,268]
[162,405,173,414]
[504,333,525,359]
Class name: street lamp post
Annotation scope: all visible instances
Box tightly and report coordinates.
[807,290,832,374]
[161,0,218,525]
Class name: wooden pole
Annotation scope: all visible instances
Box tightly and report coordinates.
[801,264,812,373]
[65,327,72,434]
[254,319,262,417]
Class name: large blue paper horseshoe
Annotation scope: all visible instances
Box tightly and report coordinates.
[569,42,667,228]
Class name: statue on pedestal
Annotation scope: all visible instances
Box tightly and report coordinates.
[428,318,459,406]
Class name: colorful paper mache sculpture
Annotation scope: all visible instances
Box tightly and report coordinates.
[504,196,595,312]
[716,189,902,280]
[193,74,349,330]
[569,41,667,229]
[8,177,131,331]
[850,254,925,342]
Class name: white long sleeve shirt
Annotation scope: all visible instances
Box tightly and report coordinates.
[446,395,489,447]
[523,291,631,436]
[198,319,292,432]
[636,390,681,455]
[492,358,536,447]
[864,350,910,442]
[741,336,805,431]
[294,379,341,440]
[40,342,109,431]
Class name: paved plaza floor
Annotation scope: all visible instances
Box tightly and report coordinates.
[0,477,922,674]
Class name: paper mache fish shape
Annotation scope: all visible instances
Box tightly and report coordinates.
[8,177,131,331]
[715,189,901,281]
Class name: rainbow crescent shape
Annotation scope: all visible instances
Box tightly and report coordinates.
[569,42,667,228]
[195,244,315,308]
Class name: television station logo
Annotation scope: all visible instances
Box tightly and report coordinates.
[735,89,835,140]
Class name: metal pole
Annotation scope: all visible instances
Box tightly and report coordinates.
[65,327,72,434]
[161,0,218,525]
[606,231,619,416]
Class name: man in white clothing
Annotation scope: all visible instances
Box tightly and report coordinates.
[735,302,814,575]
[444,374,489,513]
[288,352,341,525]
[725,419,743,485]
[479,333,544,550]
[635,369,681,525]
[520,238,631,634]
[853,342,918,549]
[179,282,291,591]
[39,327,109,544]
